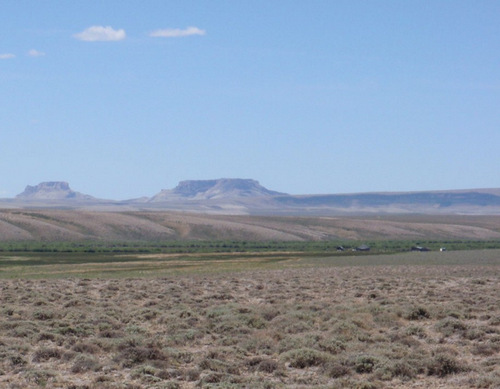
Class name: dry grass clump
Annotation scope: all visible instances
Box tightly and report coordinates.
[0,260,499,387]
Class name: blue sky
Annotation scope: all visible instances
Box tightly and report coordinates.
[2,1,499,200]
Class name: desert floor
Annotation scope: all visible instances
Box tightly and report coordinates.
[1,250,499,388]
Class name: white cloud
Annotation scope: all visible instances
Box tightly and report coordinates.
[74,26,126,41]
[28,49,45,57]
[150,26,206,38]
[0,53,15,59]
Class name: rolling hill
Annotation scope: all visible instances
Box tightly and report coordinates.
[1,209,500,242]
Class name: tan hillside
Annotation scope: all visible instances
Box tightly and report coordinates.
[1,209,500,242]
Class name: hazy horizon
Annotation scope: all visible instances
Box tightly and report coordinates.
[2,1,499,199]
[4,177,500,202]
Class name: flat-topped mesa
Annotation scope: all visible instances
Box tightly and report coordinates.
[16,181,95,201]
[150,178,286,202]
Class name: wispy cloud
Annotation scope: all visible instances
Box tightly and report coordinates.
[0,53,15,59]
[28,49,45,57]
[74,26,126,41]
[150,26,206,38]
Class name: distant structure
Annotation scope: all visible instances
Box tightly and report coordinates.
[411,246,430,252]
[356,244,370,252]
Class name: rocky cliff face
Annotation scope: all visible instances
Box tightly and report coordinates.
[149,179,286,202]
[16,182,95,201]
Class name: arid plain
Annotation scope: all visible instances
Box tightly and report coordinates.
[1,210,499,388]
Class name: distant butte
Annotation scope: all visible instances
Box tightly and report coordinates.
[149,178,286,202]
[15,181,96,201]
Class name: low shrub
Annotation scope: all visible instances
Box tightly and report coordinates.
[281,348,330,368]
[473,373,500,388]
[257,358,279,373]
[389,360,418,379]
[23,369,55,386]
[130,364,158,379]
[464,327,486,340]
[199,357,239,375]
[71,355,101,373]
[472,342,500,356]
[114,344,168,368]
[37,332,57,342]
[405,306,431,321]
[184,368,201,381]
[427,353,467,377]
[155,368,179,380]
[32,310,55,321]
[405,325,426,338]
[354,355,378,374]
[322,360,351,378]
[435,318,468,336]
[318,338,346,354]
[9,354,27,366]
[72,342,100,354]
[260,306,280,321]
[32,347,62,362]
